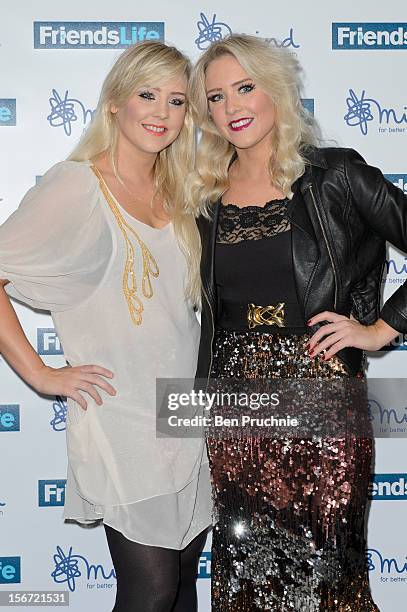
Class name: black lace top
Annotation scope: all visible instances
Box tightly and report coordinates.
[215,199,305,330]
[217,200,290,244]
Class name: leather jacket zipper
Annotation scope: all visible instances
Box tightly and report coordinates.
[308,185,338,310]
[201,282,215,390]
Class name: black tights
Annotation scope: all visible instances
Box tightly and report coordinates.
[104,524,207,612]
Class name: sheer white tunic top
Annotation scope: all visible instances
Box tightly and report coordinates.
[0,161,211,549]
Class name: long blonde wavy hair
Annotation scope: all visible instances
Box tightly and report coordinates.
[189,33,319,219]
[68,40,201,304]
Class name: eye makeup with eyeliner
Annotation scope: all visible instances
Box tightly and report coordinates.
[207,81,256,103]
[138,89,186,106]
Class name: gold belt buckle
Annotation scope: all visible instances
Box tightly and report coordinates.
[247,302,285,329]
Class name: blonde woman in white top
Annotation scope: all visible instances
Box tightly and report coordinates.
[0,41,211,612]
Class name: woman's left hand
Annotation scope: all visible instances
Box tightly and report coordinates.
[307,312,400,359]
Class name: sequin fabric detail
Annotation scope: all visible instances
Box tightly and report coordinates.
[208,329,379,612]
[218,199,290,244]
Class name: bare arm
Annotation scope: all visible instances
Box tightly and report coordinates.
[0,279,116,409]
[0,279,46,386]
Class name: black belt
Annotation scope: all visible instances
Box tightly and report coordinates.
[218,299,307,333]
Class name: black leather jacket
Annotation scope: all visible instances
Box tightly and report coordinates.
[196,147,407,379]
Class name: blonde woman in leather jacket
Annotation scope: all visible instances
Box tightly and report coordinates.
[188,33,406,611]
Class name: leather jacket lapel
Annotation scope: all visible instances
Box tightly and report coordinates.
[286,177,321,314]
[199,199,221,308]
[286,176,317,240]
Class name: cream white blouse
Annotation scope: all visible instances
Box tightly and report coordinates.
[0,161,211,549]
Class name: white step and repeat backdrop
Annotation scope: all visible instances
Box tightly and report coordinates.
[1,1,407,610]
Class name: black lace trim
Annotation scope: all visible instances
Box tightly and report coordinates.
[217,199,290,244]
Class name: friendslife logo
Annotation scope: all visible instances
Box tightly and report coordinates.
[0,405,20,432]
[198,552,211,578]
[34,22,164,49]
[380,333,407,351]
[384,174,407,194]
[369,474,407,500]
[0,557,21,584]
[301,99,314,116]
[39,480,66,507]
[0,99,16,126]
[37,328,63,355]
[332,23,407,49]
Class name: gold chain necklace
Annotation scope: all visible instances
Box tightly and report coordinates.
[91,165,159,326]
[117,171,156,207]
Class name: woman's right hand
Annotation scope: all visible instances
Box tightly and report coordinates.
[34,364,116,410]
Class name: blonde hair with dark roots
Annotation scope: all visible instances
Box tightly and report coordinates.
[68,40,201,305]
[189,33,319,218]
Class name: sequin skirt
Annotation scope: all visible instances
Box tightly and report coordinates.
[208,328,379,612]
